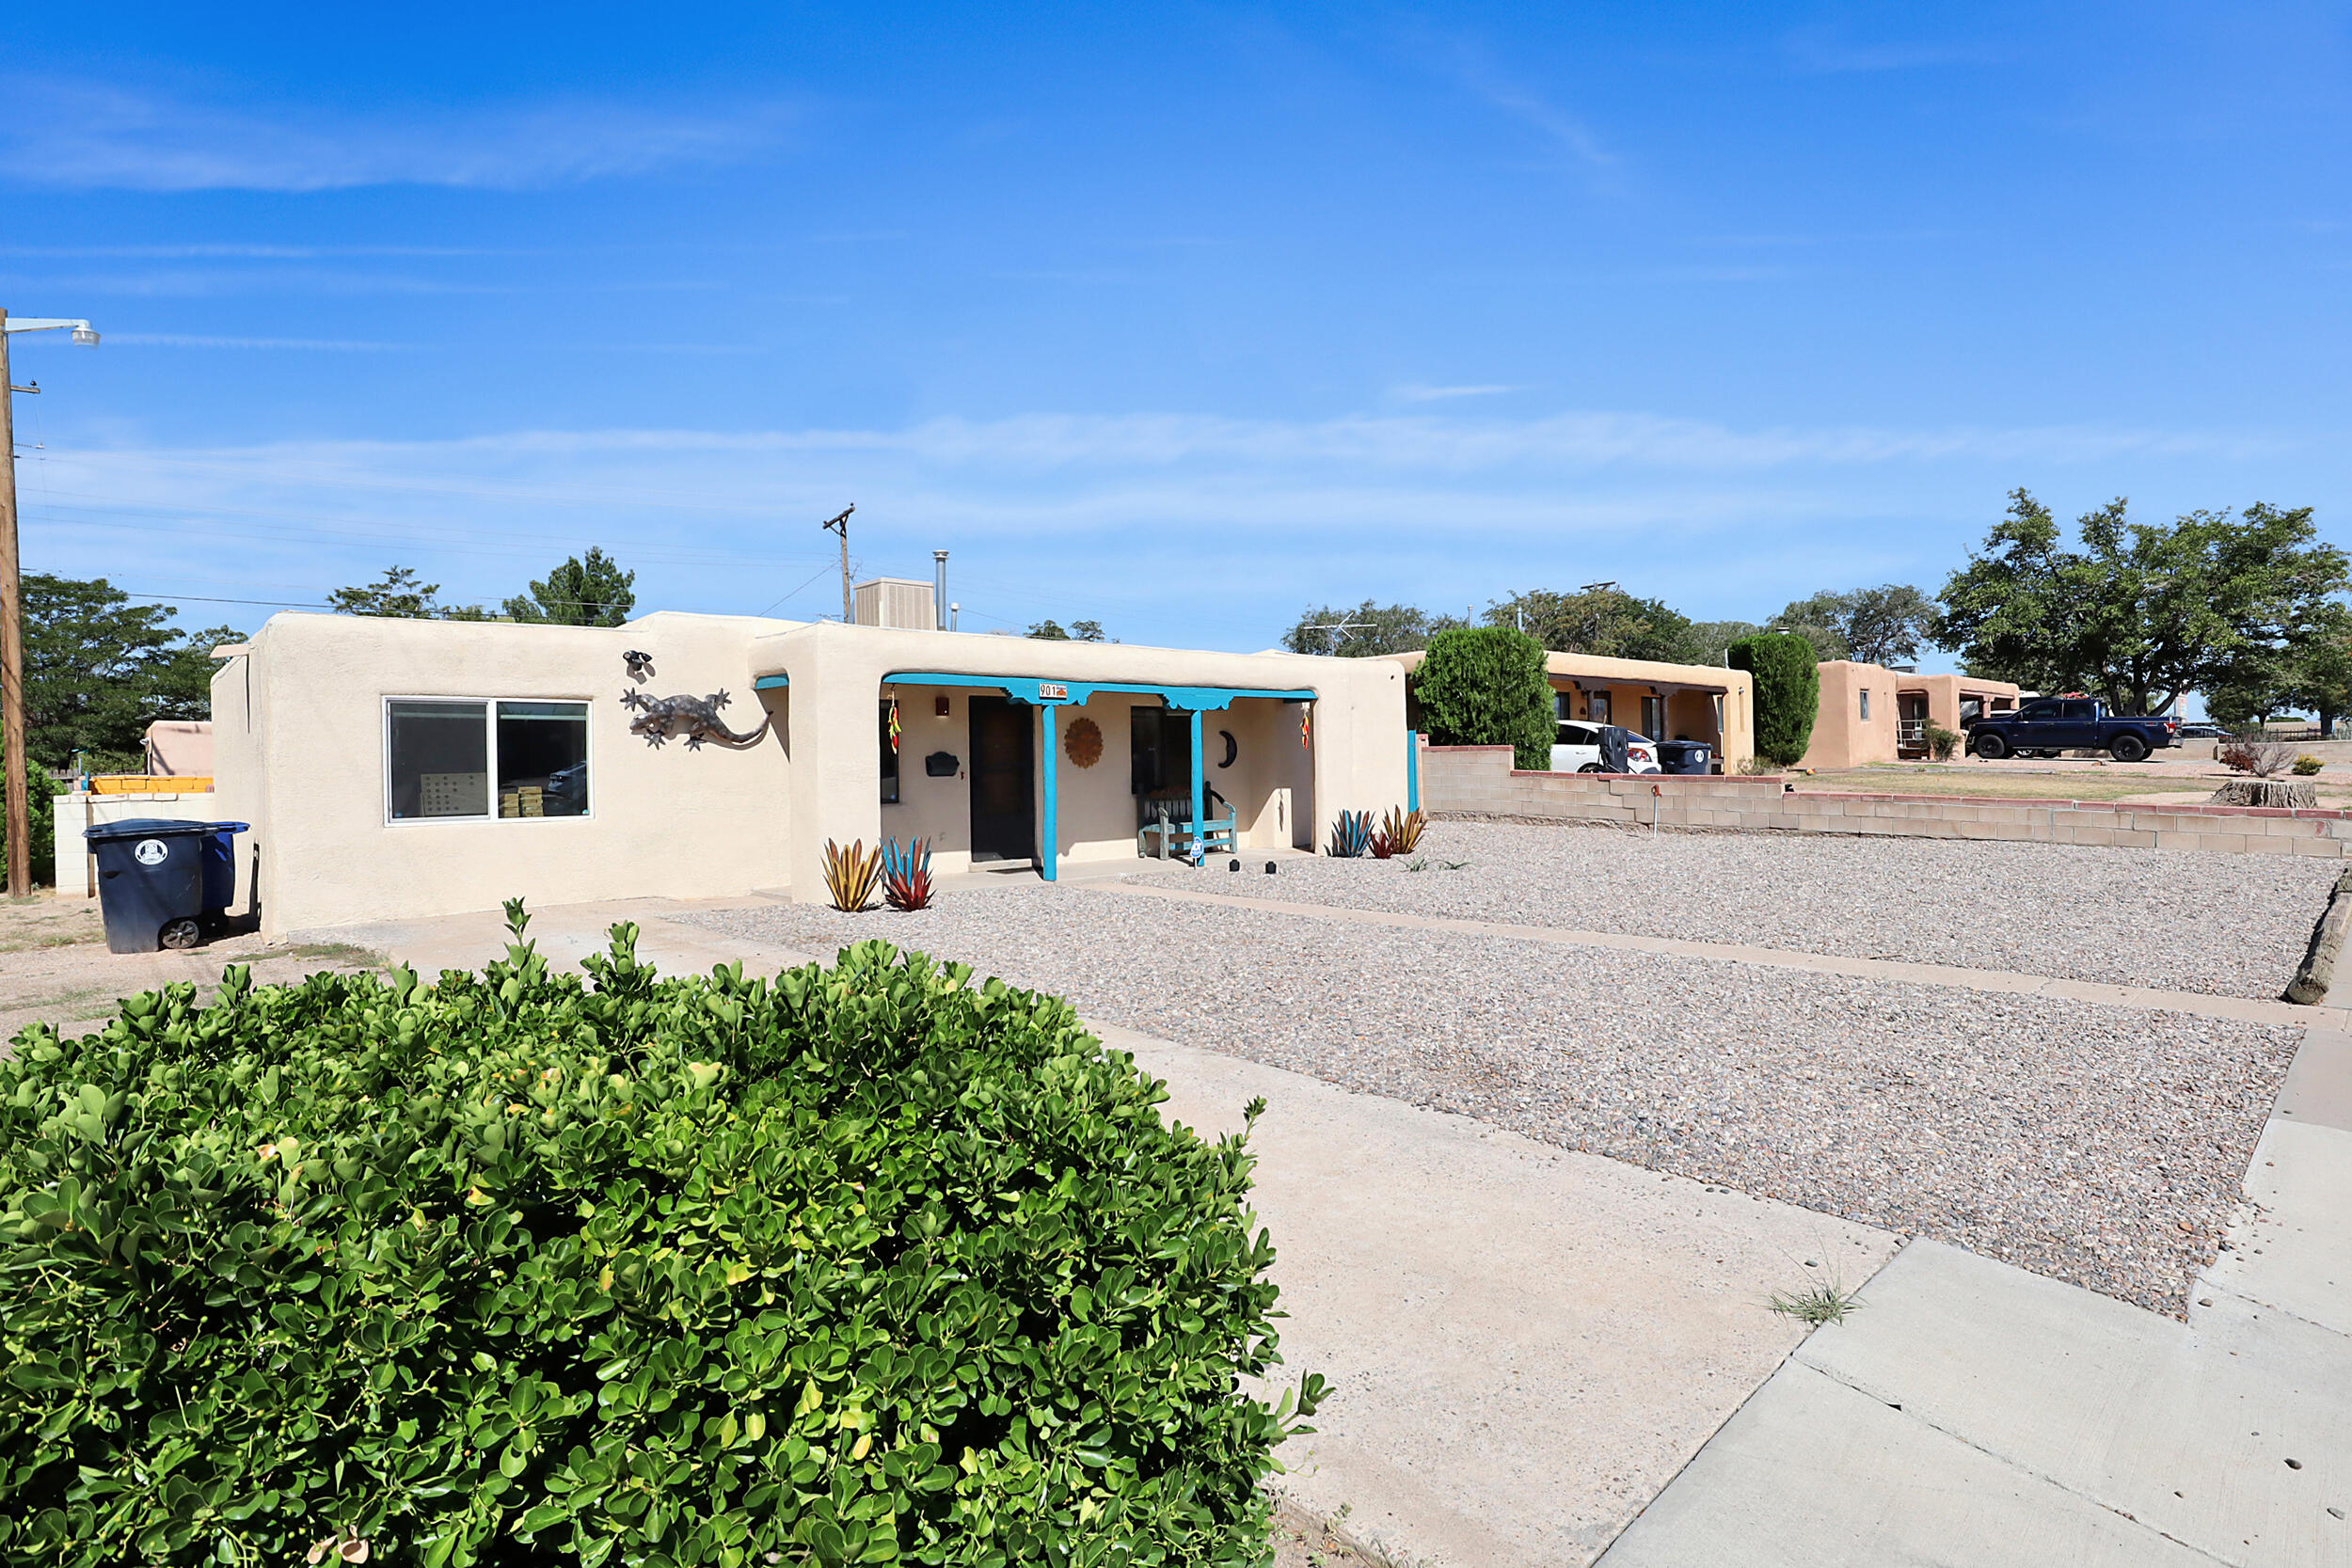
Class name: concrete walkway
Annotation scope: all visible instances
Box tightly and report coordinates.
[1599,1028,2352,1567]
[304,895,2352,1568]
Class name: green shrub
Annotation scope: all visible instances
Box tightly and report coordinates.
[1728,633,1822,767]
[0,908,1319,1567]
[1,740,56,889]
[1413,626,1554,769]
[2295,753,2324,776]
[1923,721,1962,762]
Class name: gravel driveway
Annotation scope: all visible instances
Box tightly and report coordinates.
[1243,820,2337,1000]
[681,886,2295,1316]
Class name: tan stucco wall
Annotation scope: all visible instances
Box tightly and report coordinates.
[220,610,800,937]
[1387,649,1755,768]
[217,612,1406,931]
[1798,663,2024,768]
[755,621,1406,898]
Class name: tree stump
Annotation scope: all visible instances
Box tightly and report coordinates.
[2208,778,2318,809]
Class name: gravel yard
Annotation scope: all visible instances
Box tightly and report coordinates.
[1236,820,2339,1000]
[680,885,2296,1316]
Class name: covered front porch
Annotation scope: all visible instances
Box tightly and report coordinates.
[762,669,1325,881]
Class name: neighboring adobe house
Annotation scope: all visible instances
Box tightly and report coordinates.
[143,719,214,777]
[1385,649,1756,770]
[1799,661,2022,770]
[209,610,1408,937]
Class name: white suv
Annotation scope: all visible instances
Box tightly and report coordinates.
[1550,721,1661,774]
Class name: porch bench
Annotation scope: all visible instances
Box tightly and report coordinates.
[1137,791,1236,860]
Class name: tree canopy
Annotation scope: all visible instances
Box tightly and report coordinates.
[1768,584,1937,667]
[328,566,476,620]
[22,575,239,770]
[1279,601,1462,657]
[1027,619,1107,641]
[502,547,637,626]
[1728,632,1821,767]
[1486,586,1707,664]
[1412,626,1553,768]
[1937,489,2347,715]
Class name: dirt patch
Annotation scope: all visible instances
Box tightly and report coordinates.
[1273,1498,1382,1568]
[0,895,385,1047]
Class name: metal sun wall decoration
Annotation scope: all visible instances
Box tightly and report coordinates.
[1063,716,1104,768]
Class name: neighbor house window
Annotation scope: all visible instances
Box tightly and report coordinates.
[387,698,589,822]
[880,701,900,804]
[1587,691,1612,724]
[1859,689,1872,721]
[1641,695,1665,739]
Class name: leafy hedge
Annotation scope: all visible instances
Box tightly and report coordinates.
[1728,632,1821,767]
[1413,626,1554,769]
[0,909,1318,1567]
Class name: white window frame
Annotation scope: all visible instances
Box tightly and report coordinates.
[383,695,596,826]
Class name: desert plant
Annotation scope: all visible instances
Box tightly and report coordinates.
[1369,830,1397,859]
[1411,626,1554,770]
[2219,736,2298,777]
[820,836,883,911]
[1767,1277,1866,1327]
[881,835,935,910]
[0,907,1323,1567]
[2295,754,2325,776]
[1327,810,1375,858]
[1727,632,1821,767]
[1381,806,1427,854]
[1923,721,1961,761]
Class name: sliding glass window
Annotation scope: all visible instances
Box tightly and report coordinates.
[388,701,489,819]
[498,702,590,817]
[386,698,590,822]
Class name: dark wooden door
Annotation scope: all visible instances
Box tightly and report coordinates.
[968,696,1035,863]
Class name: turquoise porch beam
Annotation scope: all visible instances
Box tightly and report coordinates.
[1189,708,1205,863]
[881,672,1314,710]
[1041,703,1059,882]
[751,674,788,690]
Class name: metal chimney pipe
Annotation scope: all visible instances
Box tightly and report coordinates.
[933,550,949,629]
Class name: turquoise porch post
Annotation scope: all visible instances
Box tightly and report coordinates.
[1407,727,1421,812]
[1041,702,1059,882]
[1188,707,1205,858]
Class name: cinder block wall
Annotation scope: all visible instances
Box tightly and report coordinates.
[1418,745,2352,858]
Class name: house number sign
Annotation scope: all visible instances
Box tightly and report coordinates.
[1038,682,1069,700]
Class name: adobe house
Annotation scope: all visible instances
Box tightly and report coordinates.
[208,607,1407,936]
[1798,661,2021,770]
[1386,649,1756,769]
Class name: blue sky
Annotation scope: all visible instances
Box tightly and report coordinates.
[4,3,2348,667]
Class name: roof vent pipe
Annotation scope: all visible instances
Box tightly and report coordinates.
[933,550,949,630]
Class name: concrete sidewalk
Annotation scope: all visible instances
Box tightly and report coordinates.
[1598,1029,2352,1568]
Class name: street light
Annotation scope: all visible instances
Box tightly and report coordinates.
[0,310,100,898]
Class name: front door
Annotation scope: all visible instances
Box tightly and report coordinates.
[968,696,1035,863]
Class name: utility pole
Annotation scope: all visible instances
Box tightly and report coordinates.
[820,504,855,623]
[0,310,98,899]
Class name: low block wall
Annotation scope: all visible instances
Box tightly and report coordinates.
[1419,746,2352,858]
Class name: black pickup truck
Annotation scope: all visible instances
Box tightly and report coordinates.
[1968,698,2178,762]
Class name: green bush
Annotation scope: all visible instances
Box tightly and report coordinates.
[1,740,56,888]
[1413,626,1554,769]
[1728,632,1822,767]
[0,909,1319,1567]
[2295,753,2325,776]
[1923,721,1962,762]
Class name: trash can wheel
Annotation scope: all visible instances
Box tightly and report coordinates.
[160,917,202,950]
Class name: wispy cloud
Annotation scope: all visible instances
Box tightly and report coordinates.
[0,76,797,192]
[1409,30,1616,174]
[1390,384,1528,403]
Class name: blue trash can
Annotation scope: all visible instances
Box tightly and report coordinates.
[204,821,249,913]
[86,819,211,953]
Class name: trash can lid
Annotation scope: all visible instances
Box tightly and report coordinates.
[84,817,216,843]
[211,821,250,834]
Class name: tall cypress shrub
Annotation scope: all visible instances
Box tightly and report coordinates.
[1415,626,1554,769]
[1729,632,1821,766]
